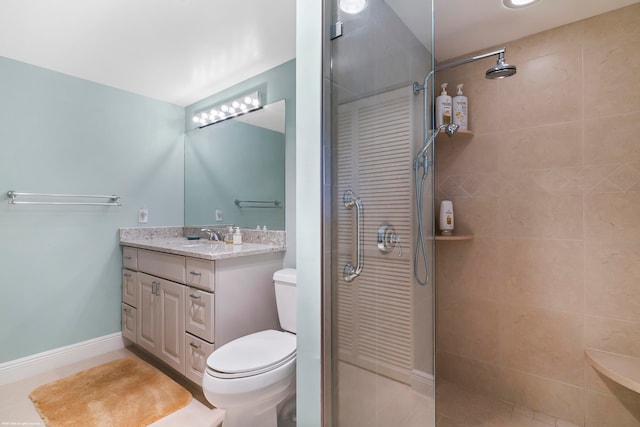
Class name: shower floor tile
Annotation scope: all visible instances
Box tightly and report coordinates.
[436,380,580,427]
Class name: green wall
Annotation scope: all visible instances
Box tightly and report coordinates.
[0,56,184,363]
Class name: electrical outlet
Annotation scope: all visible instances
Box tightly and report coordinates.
[138,208,148,223]
[215,210,223,221]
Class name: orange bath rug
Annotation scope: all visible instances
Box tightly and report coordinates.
[29,356,192,427]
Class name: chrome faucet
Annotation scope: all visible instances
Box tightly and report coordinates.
[200,228,223,241]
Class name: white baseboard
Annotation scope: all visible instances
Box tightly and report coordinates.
[0,332,125,386]
[411,369,434,398]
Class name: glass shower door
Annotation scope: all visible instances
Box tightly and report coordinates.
[324,0,435,426]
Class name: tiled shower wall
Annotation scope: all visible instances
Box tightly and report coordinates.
[434,4,640,426]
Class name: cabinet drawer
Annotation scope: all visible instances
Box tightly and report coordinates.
[185,287,215,343]
[185,258,215,291]
[138,249,185,284]
[122,247,138,270]
[185,333,214,384]
[122,303,137,343]
[122,269,137,307]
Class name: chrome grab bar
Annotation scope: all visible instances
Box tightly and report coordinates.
[343,190,363,282]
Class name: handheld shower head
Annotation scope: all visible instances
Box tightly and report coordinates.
[415,123,459,161]
[486,52,517,79]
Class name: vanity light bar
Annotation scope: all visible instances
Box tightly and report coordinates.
[192,91,262,128]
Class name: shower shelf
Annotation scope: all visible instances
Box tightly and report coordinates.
[585,348,640,394]
[434,234,473,241]
[437,129,473,140]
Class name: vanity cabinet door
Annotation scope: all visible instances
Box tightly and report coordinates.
[185,287,215,343]
[185,333,214,384]
[121,303,137,343]
[136,273,160,354]
[158,279,186,374]
[122,269,137,307]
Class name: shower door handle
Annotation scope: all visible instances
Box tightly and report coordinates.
[343,190,363,282]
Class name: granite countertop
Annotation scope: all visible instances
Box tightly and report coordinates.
[119,226,286,261]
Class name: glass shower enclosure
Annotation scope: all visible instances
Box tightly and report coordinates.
[322,0,436,425]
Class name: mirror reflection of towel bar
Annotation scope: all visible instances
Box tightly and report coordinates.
[234,199,281,208]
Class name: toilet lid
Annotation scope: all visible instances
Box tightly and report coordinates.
[207,330,296,374]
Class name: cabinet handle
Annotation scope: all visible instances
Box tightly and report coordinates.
[189,342,201,349]
[123,272,132,278]
[189,271,202,276]
[189,293,201,299]
[123,307,130,313]
[152,281,160,296]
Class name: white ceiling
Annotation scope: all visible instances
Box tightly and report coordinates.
[0,0,637,106]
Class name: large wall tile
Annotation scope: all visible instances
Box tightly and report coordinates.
[586,390,640,427]
[585,239,640,322]
[497,122,582,172]
[584,41,640,119]
[497,49,582,130]
[501,239,584,313]
[501,305,584,386]
[584,112,640,166]
[505,21,583,65]
[436,132,500,177]
[501,368,585,425]
[437,295,500,364]
[501,193,583,239]
[436,351,503,397]
[585,191,640,241]
[437,238,500,301]
[586,316,640,358]
[582,3,640,50]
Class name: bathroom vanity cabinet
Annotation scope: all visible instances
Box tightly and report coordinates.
[120,244,283,385]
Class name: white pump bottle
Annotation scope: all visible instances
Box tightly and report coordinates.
[435,83,452,128]
[452,83,468,130]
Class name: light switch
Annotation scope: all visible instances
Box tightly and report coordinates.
[215,210,223,221]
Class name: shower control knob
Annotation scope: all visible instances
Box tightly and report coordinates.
[377,222,400,255]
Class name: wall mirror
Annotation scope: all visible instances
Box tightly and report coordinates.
[184,99,286,230]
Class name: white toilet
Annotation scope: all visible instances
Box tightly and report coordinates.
[203,268,297,427]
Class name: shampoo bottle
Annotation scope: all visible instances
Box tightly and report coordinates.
[435,83,452,127]
[225,226,234,244]
[439,200,454,236]
[452,84,468,130]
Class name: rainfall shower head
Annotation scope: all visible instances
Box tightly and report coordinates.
[486,52,517,79]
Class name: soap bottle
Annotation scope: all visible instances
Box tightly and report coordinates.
[435,83,452,127]
[452,83,468,130]
[439,200,454,236]
[233,227,242,245]
[224,226,234,244]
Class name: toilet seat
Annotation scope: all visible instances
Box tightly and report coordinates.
[207,330,296,379]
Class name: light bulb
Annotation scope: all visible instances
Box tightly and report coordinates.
[502,0,540,8]
[339,0,366,14]
[210,109,218,117]
[252,98,260,107]
[232,101,240,108]
[221,105,229,112]
[192,116,199,123]
[240,103,248,110]
[244,96,252,104]
[228,107,236,114]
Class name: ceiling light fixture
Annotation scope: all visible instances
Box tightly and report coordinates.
[339,0,367,14]
[503,0,540,8]
[192,91,262,128]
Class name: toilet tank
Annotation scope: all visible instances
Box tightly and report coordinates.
[273,268,297,334]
